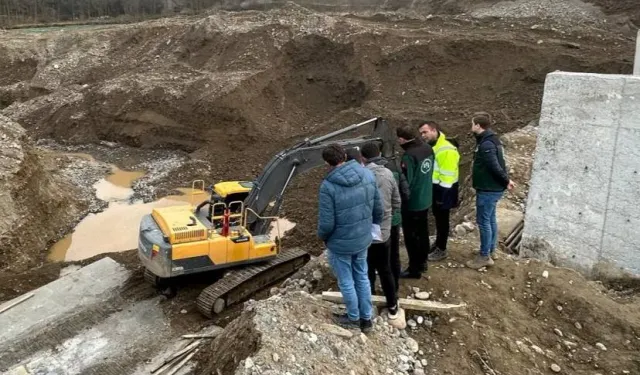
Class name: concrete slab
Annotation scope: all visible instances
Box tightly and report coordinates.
[522,72,640,278]
[0,257,129,354]
[7,299,172,375]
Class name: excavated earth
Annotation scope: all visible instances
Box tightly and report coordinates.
[1,1,640,374]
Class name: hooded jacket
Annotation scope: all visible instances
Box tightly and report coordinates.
[365,160,401,243]
[472,130,509,192]
[317,160,384,254]
[367,156,409,226]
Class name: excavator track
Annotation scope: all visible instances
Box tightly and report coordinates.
[196,247,310,318]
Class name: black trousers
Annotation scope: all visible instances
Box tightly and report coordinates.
[389,225,401,292]
[432,204,451,250]
[402,209,430,273]
[367,239,398,308]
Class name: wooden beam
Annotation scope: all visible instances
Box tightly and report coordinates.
[321,291,467,312]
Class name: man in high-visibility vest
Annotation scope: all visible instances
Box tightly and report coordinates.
[419,121,460,261]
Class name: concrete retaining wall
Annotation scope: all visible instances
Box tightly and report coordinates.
[521,71,640,278]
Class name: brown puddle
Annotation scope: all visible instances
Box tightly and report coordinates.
[47,163,296,262]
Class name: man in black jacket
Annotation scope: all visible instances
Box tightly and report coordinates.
[468,112,515,270]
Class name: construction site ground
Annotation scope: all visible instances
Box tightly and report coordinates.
[1,1,640,374]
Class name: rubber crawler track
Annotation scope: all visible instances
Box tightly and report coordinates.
[197,247,310,318]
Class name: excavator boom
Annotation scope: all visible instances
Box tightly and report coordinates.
[245,117,397,235]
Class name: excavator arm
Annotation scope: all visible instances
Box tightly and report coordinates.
[244,117,398,235]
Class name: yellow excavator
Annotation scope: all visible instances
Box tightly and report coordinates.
[137,117,397,317]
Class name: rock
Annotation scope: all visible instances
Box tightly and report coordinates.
[574,322,582,330]
[321,323,353,338]
[416,316,424,324]
[412,287,420,294]
[312,270,323,280]
[556,305,563,312]
[398,363,411,372]
[272,353,280,362]
[550,363,561,373]
[563,340,578,349]
[180,309,187,314]
[415,292,430,300]
[595,342,607,351]
[461,222,475,231]
[531,345,544,355]
[298,279,307,287]
[407,319,417,328]
[553,328,563,337]
[418,350,424,355]
[245,357,255,369]
[542,270,549,278]
[406,337,419,353]
[299,324,312,332]
[270,287,280,296]
[421,359,428,367]
[414,369,426,375]
[358,333,368,344]
[454,224,467,237]
[308,333,318,343]
[388,308,407,330]
[398,355,410,363]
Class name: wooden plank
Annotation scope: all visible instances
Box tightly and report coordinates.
[0,293,34,314]
[321,291,466,312]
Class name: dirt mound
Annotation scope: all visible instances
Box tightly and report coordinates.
[0,114,109,276]
[200,290,426,375]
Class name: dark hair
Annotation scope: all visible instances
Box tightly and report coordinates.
[361,142,381,159]
[419,120,440,131]
[396,125,418,140]
[322,144,346,167]
[472,112,492,129]
[346,147,362,162]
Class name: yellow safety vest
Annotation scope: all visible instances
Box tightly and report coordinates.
[432,132,460,188]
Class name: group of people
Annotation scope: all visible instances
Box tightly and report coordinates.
[317,112,515,333]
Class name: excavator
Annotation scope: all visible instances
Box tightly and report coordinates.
[137,117,398,318]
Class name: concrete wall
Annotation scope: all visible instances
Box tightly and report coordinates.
[521,72,640,278]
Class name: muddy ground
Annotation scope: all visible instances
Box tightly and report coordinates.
[1,0,640,374]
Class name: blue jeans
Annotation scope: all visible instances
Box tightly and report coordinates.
[327,249,373,321]
[476,191,503,257]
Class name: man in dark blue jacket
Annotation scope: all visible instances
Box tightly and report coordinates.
[318,144,384,333]
[468,112,515,270]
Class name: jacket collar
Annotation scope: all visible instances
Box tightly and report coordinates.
[475,129,495,143]
[400,138,422,151]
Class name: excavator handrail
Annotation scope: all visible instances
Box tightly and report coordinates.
[242,207,282,249]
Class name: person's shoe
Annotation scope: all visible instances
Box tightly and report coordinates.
[360,318,373,333]
[333,314,361,330]
[428,247,448,261]
[473,248,498,259]
[465,255,495,270]
[400,269,421,279]
[387,305,399,320]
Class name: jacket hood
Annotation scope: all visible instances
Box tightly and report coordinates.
[365,161,386,174]
[367,156,388,166]
[326,160,365,187]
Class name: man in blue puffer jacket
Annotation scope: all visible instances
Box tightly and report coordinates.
[318,143,384,333]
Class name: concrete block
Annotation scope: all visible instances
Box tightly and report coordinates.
[635,30,640,75]
[522,72,640,278]
[0,257,130,347]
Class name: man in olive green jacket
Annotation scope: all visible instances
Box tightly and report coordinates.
[396,125,434,279]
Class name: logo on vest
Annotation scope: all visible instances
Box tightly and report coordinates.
[420,159,432,174]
